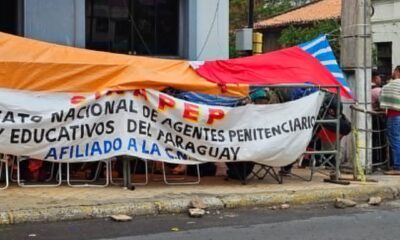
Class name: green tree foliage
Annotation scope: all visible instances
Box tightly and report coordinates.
[278,20,340,56]
[257,0,309,21]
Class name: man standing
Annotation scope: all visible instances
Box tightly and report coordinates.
[380,66,400,174]
[371,70,386,166]
[371,70,382,111]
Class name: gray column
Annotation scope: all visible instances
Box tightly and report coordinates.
[187,0,229,61]
[341,0,372,170]
[24,0,85,48]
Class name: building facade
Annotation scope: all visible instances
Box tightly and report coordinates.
[254,0,341,53]
[371,0,400,75]
[0,0,229,61]
[254,0,400,76]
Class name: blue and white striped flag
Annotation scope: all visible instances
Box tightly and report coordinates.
[299,35,353,98]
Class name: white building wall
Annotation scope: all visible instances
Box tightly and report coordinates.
[24,0,85,48]
[187,0,229,60]
[372,0,400,69]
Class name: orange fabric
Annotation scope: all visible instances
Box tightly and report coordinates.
[0,32,248,97]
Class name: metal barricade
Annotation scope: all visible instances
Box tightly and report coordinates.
[150,161,201,185]
[16,157,62,188]
[110,157,149,186]
[350,105,389,174]
[161,162,201,185]
[235,84,343,184]
[66,160,110,188]
[0,154,9,190]
[302,86,343,183]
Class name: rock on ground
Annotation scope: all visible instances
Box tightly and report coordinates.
[368,196,382,206]
[110,215,133,222]
[280,204,290,209]
[188,208,206,218]
[334,198,357,209]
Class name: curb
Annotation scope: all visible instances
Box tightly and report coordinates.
[1,184,399,224]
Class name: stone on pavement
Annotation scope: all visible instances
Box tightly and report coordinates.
[280,204,290,209]
[110,214,133,222]
[188,208,205,218]
[334,198,357,209]
[368,196,382,206]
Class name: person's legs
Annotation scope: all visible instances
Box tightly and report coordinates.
[279,164,293,176]
[387,116,400,170]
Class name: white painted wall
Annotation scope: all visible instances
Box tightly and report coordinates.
[24,0,85,47]
[187,0,229,60]
[372,0,400,69]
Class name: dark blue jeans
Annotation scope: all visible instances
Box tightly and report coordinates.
[387,116,400,170]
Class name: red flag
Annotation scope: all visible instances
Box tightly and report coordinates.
[196,46,352,99]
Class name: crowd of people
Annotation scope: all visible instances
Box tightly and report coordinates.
[374,66,400,175]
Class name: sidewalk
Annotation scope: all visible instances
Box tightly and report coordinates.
[0,169,399,224]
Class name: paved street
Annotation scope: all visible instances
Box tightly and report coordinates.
[1,202,400,240]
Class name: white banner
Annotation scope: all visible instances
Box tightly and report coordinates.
[0,88,324,167]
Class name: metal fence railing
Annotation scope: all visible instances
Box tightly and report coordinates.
[350,105,389,175]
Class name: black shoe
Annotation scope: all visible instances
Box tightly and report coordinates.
[279,169,291,176]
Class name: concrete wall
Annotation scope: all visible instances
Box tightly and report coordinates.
[372,0,400,69]
[24,0,85,47]
[187,0,229,60]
